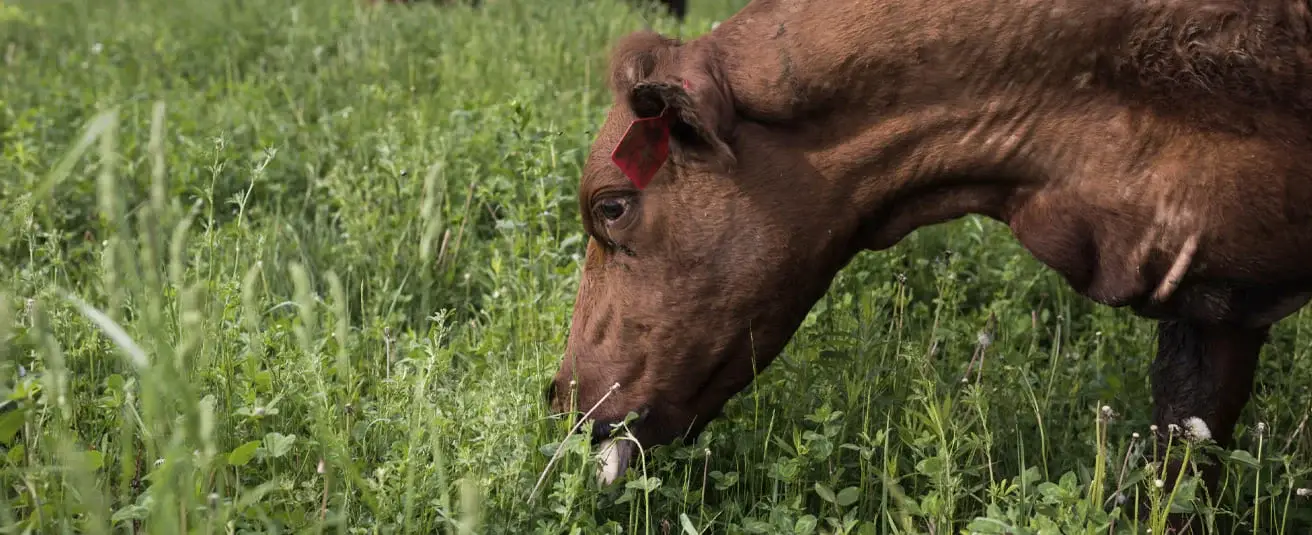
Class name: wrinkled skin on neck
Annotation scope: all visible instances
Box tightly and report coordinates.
[548,0,1312,482]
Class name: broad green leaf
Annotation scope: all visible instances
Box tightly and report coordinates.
[836,486,861,507]
[83,450,104,471]
[0,409,24,444]
[6,445,24,465]
[262,432,295,459]
[794,514,817,535]
[228,440,261,467]
[964,518,1011,534]
[915,455,945,476]
[625,475,662,492]
[1227,449,1261,469]
[814,482,837,504]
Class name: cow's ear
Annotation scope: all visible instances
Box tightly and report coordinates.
[608,31,736,169]
[627,78,735,167]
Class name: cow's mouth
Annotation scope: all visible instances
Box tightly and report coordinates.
[591,408,648,485]
[596,438,635,485]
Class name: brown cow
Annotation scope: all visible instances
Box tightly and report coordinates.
[547,0,1312,526]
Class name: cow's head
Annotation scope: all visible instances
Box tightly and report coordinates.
[546,31,867,482]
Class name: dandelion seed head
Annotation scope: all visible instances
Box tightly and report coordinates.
[1184,417,1212,441]
[1154,479,1165,489]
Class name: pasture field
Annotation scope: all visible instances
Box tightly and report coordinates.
[1,0,1311,532]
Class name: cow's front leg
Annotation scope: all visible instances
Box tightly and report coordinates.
[1145,320,1269,531]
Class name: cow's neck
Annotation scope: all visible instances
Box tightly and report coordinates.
[710,0,1132,121]
[707,0,1153,250]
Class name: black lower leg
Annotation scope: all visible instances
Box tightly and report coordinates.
[1145,320,1268,529]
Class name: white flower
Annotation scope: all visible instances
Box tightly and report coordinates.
[1132,432,1141,439]
[1297,488,1311,497]
[1154,479,1165,489]
[1184,417,1212,441]
[91,43,103,55]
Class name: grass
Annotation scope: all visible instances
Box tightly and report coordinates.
[1,0,1311,532]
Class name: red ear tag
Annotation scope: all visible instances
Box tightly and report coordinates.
[610,109,673,190]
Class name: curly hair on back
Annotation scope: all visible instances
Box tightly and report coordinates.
[1112,0,1312,115]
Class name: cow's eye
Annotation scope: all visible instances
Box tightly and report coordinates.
[597,198,629,222]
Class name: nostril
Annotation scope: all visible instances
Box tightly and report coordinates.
[590,420,619,441]
[589,408,650,442]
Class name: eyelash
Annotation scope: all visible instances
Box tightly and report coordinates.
[590,195,638,255]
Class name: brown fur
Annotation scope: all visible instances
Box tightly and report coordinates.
[548,0,1312,528]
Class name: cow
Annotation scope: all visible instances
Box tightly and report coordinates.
[545,0,1312,528]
